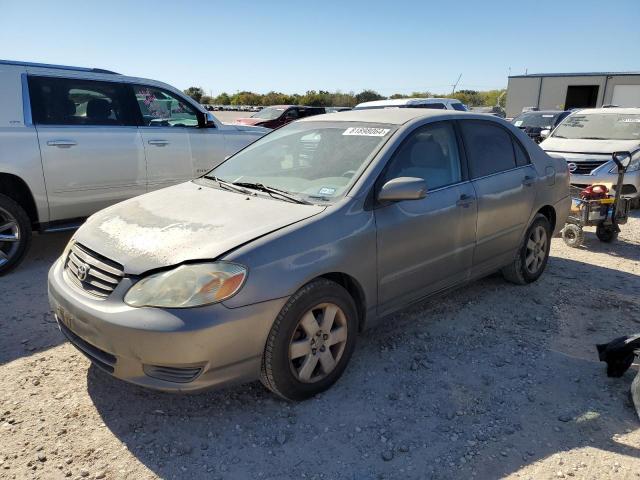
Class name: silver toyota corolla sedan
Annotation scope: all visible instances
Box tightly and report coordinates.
[48,109,570,400]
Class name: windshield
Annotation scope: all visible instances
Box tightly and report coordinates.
[207,121,396,202]
[552,113,640,140]
[251,107,286,120]
[513,112,558,129]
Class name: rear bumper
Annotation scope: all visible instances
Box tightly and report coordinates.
[48,258,288,392]
[553,195,571,235]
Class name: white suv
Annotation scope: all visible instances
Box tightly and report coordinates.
[0,60,268,274]
[353,97,467,111]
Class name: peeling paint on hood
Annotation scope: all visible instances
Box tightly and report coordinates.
[75,181,325,275]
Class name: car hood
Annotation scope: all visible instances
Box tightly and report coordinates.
[541,137,640,155]
[234,117,266,126]
[74,181,325,275]
[229,123,270,133]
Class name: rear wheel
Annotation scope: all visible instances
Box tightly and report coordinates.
[561,224,585,248]
[0,194,32,276]
[502,214,551,285]
[260,279,358,401]
[595,223,618,243]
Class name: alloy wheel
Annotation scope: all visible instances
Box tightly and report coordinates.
[525,225,547,274]
[0,207,20,267]
[288,302,348,383]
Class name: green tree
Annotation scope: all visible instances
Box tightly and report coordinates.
[200,95,213,105]
[184,87,205,103]
[355,89,385,104]
[214,92,231,105]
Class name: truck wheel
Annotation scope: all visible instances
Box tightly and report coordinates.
[596,224,618,243]
[561,224,584,248]
[0,194,32,275]
[502,214,552,285]
[260,279,358,401]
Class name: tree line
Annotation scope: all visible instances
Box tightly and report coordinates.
[183,87,507,108]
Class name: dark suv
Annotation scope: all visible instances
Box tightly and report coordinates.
[235,105,326,129]
[511,110,571,143]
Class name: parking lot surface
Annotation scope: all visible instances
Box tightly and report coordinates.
[1,213,639,480]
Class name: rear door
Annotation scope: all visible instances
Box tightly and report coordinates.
[29,76,145,221]
[131,85,199,191]
[375,121,477,315]
[458,120,537,276]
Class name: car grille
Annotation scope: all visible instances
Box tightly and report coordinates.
[57,319,117,373]
[143,364,203,383]
[567,160,608,175]
[64,243,124,299]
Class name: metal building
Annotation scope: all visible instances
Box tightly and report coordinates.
[506,72,640,118]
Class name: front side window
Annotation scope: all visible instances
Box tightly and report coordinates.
[552,113,640,140]
[383,122,462,190]
[460,121,517,178]
[451,103,467,111]
[133,85,199,127]
[28,76,134,126]
[208,122,396,202]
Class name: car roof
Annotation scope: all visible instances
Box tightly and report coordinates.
[570,107,640,115]
[355,97,461,108]
[299,108,480,125]
[519,110,567,115]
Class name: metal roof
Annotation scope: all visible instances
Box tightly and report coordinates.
[509,71,640,79]
[0,59,119,75]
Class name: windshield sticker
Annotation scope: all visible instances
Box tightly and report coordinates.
[318,187,336,196]
[343,127,390,136]
[619,117,640,123]
[514,120,523,126]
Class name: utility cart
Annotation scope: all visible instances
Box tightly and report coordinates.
[561,151,634,248]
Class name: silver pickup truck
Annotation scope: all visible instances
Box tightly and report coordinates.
[0,60,268,274]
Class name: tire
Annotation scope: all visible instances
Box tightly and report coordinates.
[595,223,618,243]
[561,224,585,248]
[260,278,358,401]
[502,214,552,285]
[0,193,32,276]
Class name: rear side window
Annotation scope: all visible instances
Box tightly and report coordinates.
[28,76,135,126]
[460,120,517,178]
[513,139,530,167]
[408,103,445,110]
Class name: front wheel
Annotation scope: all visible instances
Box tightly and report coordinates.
[260,279,358,401]
[596,223,618,243]
[561,224,585,248]
[502,214,552,285]
[0,194,32,276]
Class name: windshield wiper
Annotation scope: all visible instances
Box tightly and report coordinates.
[204,176,253,195]
[233,182,311,205]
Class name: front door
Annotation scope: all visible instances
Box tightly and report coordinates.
[29,75,145,221]
[458,120,537,276]
[132,85,196,191]
[375,121,477,315]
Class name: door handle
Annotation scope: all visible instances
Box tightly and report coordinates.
[148,140,170,146]
[47,140,77,148]
[522,175,535,187]
[456,194,475,208]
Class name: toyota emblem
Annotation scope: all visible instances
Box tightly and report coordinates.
[76,262,90,281]
[567,162,577,173]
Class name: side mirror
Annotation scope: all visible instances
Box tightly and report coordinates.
[612,151,632,170]
[378,177,427,202]
[540,129,550,140]
[198,112,217,128]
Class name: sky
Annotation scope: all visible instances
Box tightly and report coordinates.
[1,0,639,97]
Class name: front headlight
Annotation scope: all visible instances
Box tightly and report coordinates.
[610,156,640,173]
[124,262,247,308]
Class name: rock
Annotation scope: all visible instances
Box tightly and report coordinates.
[37,453,46,462]
[558,414,572,423]
[80,469,89,477]
[95,471,106,479]
[381,450,394,462]
[276,433,287,445]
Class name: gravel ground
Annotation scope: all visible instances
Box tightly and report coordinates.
[1,212,639,480]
